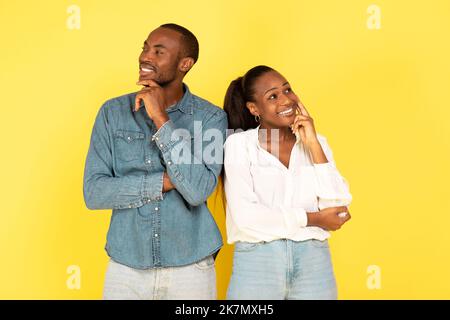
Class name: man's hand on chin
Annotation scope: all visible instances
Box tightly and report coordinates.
[135,79,170,129]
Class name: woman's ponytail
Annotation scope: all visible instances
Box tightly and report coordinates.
[223,65,274,131]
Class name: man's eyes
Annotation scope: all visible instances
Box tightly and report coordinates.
[140,47,164,54]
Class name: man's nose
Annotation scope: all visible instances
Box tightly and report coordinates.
[140,50,155,63]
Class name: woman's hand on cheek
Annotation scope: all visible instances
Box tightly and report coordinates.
[291,103,318,147]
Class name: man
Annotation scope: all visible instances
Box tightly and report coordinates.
[83,23,227,299]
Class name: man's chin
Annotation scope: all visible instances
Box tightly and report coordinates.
[138,74,159,83]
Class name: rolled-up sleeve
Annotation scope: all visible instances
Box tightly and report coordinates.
[313,136,352,210]
[152,110,227,207]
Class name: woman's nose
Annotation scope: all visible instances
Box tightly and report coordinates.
[280,94,293,106]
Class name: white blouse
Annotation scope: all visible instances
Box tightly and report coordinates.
[223,126,352,244]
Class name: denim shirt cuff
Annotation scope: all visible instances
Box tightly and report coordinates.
[142,172,164,202]
[152,120,175,153]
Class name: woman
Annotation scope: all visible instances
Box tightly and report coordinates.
[223,65,353,300]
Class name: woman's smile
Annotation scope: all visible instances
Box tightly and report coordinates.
[276,106,295,117]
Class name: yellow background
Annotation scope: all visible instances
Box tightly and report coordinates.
[1,0,449,299]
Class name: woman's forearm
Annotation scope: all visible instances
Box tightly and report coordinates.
[307,140,328,164]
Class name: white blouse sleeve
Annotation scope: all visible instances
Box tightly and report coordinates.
[224,134,308,240]
[312,135,352,210]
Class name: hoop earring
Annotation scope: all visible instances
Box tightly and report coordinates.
[255,115,260,122]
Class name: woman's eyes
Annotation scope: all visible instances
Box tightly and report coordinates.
[268,88,292,100]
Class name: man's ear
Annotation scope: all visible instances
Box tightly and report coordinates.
[246,101,259,117]
[179,57,195,73]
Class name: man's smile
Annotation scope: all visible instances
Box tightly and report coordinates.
[139,62,157,77]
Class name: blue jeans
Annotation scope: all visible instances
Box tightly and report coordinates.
[103,255,216,300]
[227,239,337,300]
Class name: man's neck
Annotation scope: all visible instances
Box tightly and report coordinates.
[161,81,185,108]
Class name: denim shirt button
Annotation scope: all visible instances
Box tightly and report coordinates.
[155,207,159,211]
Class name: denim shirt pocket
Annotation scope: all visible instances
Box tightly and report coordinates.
[114,129,145,162]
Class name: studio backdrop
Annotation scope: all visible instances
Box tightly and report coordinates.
[1,0,449,299]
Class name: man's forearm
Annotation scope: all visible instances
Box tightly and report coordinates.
[152,117,225,207]
[153,113,170,130]
[83,172,164,210]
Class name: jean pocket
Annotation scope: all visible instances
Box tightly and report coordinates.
[194,256,215,270]
[234,241,261,253]
[310,239,330,248]
[114,129,145,162]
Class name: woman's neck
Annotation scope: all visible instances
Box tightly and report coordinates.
[259,123,295,143]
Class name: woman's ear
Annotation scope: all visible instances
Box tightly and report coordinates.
[246,101,259,117]
[178,57,194,73]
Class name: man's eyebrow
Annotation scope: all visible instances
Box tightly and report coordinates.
[264,82,289,95]
[142,41,167,49]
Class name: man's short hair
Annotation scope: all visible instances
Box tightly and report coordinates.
[160,23,199,63]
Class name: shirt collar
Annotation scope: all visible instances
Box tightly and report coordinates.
[252,124,301,171]
[252,124,299,150]
[166,83,193,115]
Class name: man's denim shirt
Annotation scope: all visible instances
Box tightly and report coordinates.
[83,84,227,269]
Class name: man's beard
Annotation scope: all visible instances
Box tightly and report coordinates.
[154,72,177,87]
[157,60,180,87]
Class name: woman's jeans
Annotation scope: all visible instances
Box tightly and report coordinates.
[227,239,338,300]
[103,255,216,300]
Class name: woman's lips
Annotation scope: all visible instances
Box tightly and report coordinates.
[277,107,295,117]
